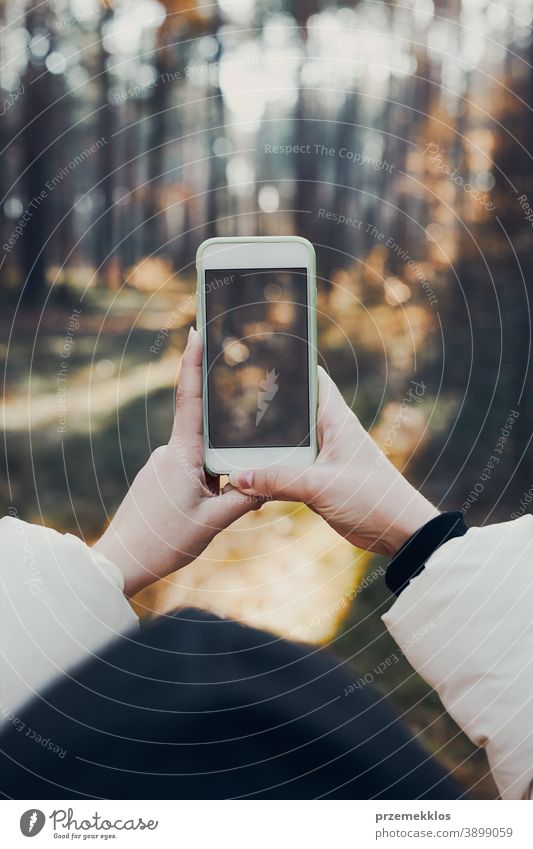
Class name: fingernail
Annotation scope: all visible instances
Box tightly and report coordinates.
[229,470,253,490]
[187,326,196,344]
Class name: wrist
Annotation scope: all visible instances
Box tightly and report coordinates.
[93,524,164,597]
[381,488,440,556]
[386,510,468,596]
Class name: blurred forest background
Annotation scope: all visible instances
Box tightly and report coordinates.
[3,0,533,798]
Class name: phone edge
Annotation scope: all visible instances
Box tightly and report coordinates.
[196,237,318,476]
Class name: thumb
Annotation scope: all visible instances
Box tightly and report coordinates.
[202,484,264,530]
[228,466,311,502]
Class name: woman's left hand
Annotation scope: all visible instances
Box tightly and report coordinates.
[93,327,262,596]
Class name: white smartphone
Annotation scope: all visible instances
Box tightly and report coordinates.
[196,236,318,475]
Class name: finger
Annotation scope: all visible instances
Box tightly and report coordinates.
[316,366,354,445]
[204,484,265,529]
[221,481,265,508]
[170,327,203,447]
[228,464,312,502]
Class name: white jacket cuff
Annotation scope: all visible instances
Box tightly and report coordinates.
[0,517,138,724]
[383,514,533,800]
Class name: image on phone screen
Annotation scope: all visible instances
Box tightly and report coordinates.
[204,267,310,449]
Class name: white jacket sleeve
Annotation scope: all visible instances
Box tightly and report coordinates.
[0,516,138,724]
[382,514,533,800]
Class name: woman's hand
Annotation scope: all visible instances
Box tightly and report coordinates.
[93,328,262,596]
[229,367,439,556]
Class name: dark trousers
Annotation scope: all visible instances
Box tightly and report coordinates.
[0,609,460,799]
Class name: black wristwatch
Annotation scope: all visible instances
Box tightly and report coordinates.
[385,511,468,597]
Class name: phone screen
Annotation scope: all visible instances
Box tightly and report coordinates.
[204,267,310,449]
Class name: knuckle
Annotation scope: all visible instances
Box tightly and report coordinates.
[151,445,168,463]
[296,470,310,502]
[148,445,171,479]
[263,468,279,496]
[175,387,185,408]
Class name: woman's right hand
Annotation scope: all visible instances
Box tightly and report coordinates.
[229,368,439,555]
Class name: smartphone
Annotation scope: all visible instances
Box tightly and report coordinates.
[196,236,318,475]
